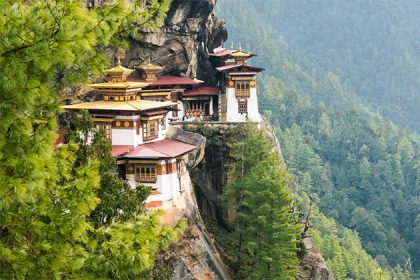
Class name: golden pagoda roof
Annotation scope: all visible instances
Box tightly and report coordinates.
[61,100,176,112]
[90,81,149,89]
[230,50,254,58]
[104,58,134,76]
[137,60,163,71]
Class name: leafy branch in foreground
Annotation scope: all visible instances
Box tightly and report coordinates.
[0,1,181,278]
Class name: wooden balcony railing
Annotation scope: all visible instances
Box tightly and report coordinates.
[135,174,157,183]
[235,89,250,97]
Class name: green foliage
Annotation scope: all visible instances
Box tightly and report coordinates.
[217,0,420,132]
[0,1,181,278]
[308,205,391,280]
[222,124,300,279]
[84,215,187,279]
[259,75,419,276]
[218,0,419,276]
[68,111,150,226]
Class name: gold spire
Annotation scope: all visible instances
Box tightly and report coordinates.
[137,58,163,81]
[137,59,163,71]
[238,42,242,51]
[104,56,134,82]
[230,41,234,49]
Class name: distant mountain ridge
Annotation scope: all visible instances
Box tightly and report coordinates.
[217,0,420,132]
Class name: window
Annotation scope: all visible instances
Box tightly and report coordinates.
[143,120,159,141]
[135,165,157,182]
[95,123,112,141]
[238,99,248,113]
[235,81,250,97]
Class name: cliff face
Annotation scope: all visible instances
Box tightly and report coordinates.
[82,1,333,279]
[183,120,335,280]
[124,0,227,85]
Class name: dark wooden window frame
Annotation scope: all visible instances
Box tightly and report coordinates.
[142,120,159,141]
[135,164,157,183]
[238,99,248,113]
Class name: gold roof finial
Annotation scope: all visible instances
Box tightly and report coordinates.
[230,41,234,49]
[137,57,163,73]
[238,42,242,51]
[104,54,134,82]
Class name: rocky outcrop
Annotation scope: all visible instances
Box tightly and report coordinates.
[124,0,227,85]
[182,122,334,280]
[297,239,335,280]
[84,0,227,86]
[166,126,206,168]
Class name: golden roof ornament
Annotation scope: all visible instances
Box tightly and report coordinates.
[231,42,255,59]
[230,41,234,49]
[138,57,163,71]
[104,55,134,82]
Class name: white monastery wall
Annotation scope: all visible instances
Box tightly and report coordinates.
[226,87,261,122]
[112,128,141,146]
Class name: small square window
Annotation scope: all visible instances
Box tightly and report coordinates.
[238,100,248,113]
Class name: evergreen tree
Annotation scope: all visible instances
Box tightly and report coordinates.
[0,1,181,278]
[68,110,150,226]
[223,124,300,279]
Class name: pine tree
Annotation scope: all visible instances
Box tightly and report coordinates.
[243,155,300,279]
[0,1,179,278]
[223,123,300,279]
[68,110,150,226]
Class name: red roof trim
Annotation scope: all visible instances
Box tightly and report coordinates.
[182,86,219,96]
[216,64,239,71]
[112,145,135,157]
[121,139,196,159]
[141,110,168,117]
[216,64,265,72]
[127,76,199,86]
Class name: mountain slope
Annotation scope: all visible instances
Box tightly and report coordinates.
[216,0,420,132]
[216,0,420,276]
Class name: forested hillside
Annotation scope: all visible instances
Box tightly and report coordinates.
[217,0,420,278]
[217,0,420,133]
[261,76,419,278]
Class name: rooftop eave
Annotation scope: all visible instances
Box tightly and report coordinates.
[90,81,150,89]
[104,65,134,76]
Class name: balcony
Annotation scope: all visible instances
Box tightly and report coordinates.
[235,89,250,97]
